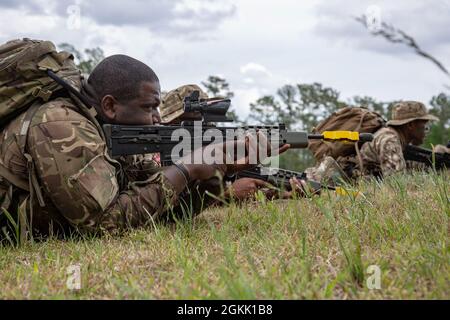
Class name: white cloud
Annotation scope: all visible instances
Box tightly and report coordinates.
[0,0,236,38]
[232,87,265,120]
[240,62,272,78]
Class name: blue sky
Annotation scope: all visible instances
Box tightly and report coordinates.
[1,0,449,119]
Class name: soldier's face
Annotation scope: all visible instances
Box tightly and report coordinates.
[409,120,428,145]
[102,81,162,125]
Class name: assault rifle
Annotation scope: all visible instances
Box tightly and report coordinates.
[233,166,359,196]
[103,91,374,166]
[233,166,324,194]
[403,144,450,170]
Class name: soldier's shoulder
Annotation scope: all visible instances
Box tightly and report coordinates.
[374,126,398,136]
[31,97,90,126]
[373,126,400,141]
[370,127,403,151]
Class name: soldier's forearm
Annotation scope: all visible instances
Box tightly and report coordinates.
[162,165,189,194]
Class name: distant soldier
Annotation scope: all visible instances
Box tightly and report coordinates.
[358,101,438,177]
[306,101,439,182]
[160,84,209,124]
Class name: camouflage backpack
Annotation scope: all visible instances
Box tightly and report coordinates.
[308,106,386,161]
[0,38,101,223]
[0,38,83,128]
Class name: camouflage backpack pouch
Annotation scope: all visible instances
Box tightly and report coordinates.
[0,38,82,128]
[308,106,386,161]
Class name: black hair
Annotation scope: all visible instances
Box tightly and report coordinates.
[88,54,159,103]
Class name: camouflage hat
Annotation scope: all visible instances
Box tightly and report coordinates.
[386,101,439,126]
[160,84,208,123]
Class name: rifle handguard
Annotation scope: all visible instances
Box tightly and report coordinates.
[308,131,374,143]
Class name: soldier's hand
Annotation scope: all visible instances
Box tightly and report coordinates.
[278,177,319,199]
[225,178,273,200]
[182,136,268,181]
[177,137,257,181]
[226,131,290,174]
[175,131,291,185]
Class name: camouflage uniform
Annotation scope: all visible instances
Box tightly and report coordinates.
[304,125,410,182]
[305,101,439,182]
[357,126,407,178]
[360,101,439,177]
[0,97,180,237]
[304,156,347,186]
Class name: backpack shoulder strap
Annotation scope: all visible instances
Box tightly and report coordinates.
[16,101,46,207]
[0,101,42,193]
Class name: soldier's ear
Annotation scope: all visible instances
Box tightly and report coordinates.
[100,95,117,122]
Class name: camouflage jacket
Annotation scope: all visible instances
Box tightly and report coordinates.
[305,127,430,184]
[0,98,178,237]
[357,126,407,178]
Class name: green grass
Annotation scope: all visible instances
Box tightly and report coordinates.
[0,172,448,299]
